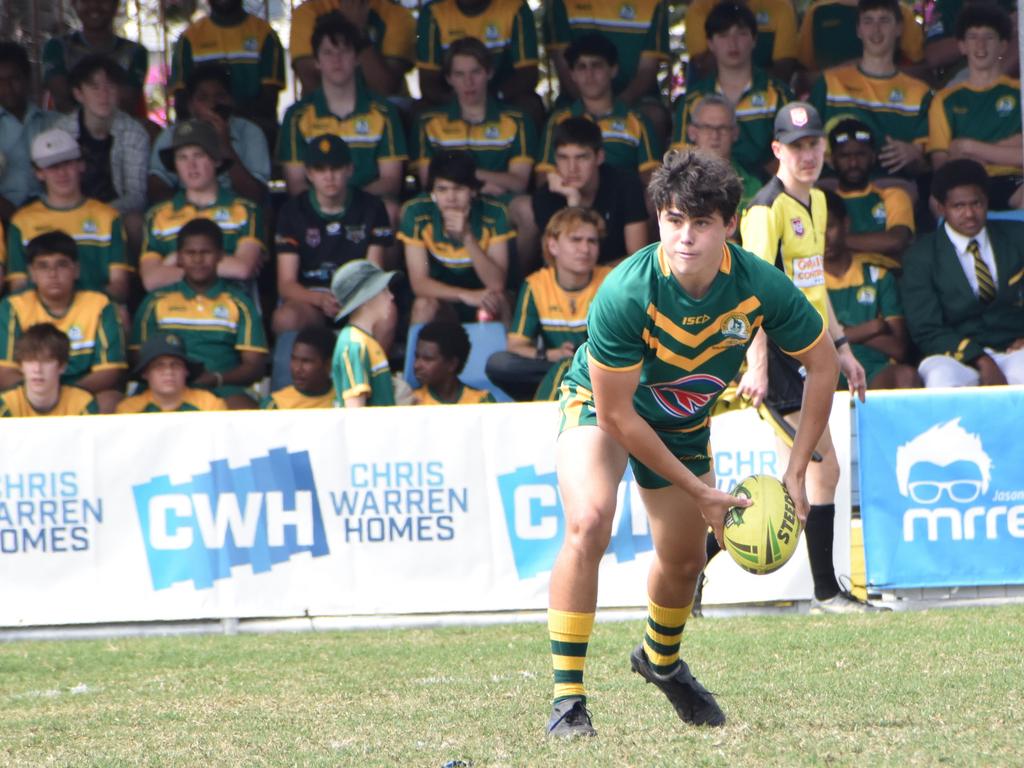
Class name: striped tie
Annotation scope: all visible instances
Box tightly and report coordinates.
[968,239,996,303]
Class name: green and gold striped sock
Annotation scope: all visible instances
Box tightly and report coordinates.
[548,609,594,704]
[643,598,692,675]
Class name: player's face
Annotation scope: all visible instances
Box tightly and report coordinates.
[306,164,352,199]
[209,0,243,15]
[72,0,117,32]
[857,9,901,58]
[832,140,874,187]
[938,184,988,239]
[72,70,119,120]
[446,54,490,105]
[708,24,755,68]
[413,339,457,388]
[0,61,28,114]
[959,27,1007,70]
[431,178,475,211]
[824,213,846,262]
[174,145,218,191]
[143,356,189,398]
[35,159,84,199]
[549,222,600,276]
[687,104,736,158]
[774,136,825,185]
[658,207,735,275]
[188,78,233,119]
[554,144,602,189]
[315,37,358,87]
[21,355,65,397]
[178,235,221,285]
[29,253,79,303]
[290,342,330,393]
[570,55,616,101]
[366,287,398,347]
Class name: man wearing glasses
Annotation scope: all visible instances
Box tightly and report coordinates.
[685,94,762,216]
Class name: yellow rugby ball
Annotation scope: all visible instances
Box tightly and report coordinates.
[723,475,801,575]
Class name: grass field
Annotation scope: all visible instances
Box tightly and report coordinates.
[2,605,1022,767]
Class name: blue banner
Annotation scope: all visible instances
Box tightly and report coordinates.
[857,388,1024,589]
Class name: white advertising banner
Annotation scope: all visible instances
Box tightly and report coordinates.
[0,396,851,628]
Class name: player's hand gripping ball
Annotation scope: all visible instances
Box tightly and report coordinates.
[723,475,801,574]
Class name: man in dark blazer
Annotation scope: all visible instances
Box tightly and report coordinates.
[901,159,1024,387]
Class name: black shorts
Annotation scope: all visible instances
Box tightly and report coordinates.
[765,339,805,416]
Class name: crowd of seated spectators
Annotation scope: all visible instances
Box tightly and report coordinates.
[0,0,1020,417]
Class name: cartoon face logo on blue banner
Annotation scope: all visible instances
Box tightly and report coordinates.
[496,464,651,580]
[897,419,991,516]
[133,448,329,590]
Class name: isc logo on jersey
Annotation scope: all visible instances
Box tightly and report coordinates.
[132,448,329,590]
[496,465,651,580]
[897,419,1024,543]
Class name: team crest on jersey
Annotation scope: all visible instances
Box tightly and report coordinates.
[756,10,769,24]
[355,118,370,135]
[372,226,392,238]
[345,225,367,243]
[485,125,499,139]
[871,202,887,224]
[325,222,342,236]
[243,37,257,51]
[214,304,230,320]
[791,217,805,237]
[67,325,83,341]
[306,227,321,247]
[752,93,765,107]
[82,218,98,234]
[648,373,727,418]
[996,96,1016,116]
[619,3,636,20]
[213,207,230,222]
[856,286,876,304]
[484,24,499,41]
[720,312,751,341]
[889,89,904,103]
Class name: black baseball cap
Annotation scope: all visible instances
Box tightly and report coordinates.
[774,102,824,144]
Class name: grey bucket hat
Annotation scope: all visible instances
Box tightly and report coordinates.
[132,333,203,381]
[330,260,397,321]
[159,119,233,173]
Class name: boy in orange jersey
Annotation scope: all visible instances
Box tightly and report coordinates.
[0,323,98,417]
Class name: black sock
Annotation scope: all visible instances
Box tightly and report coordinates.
[805,504,840,600]
[705,530,721,561]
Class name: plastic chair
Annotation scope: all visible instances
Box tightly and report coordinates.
[404,321,513,402]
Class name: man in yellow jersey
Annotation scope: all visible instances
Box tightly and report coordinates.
[0,323,98,417]
[740,102,880,614]
[546,149,840,737]
[117,333,228,413]
[262,326,338,409]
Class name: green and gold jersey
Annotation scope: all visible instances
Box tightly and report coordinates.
[169,13,285,102]
[509,264,612,349]
[0,385,98,417]
[132,279,268,373]
[277,84,408,188]
[262,384,337,409]
[837,182,914,270]
[116,388,228,413]
[414,383,495,405]
[826,254,903,380]
[809,64,932,153]
[6,198,129,290]
[142,188,264,267]
[0,290,126,384]
[685,0,797,70]
[544,0,670,95]
[332,324,394,406]
[289,0,415,67]
[416,0,538,95]
[397,194,515,290]
[563,242,824,432]
[928,77,1022,177]
[741,178,829,323]
[672,68,791,177]
[537,100,661,176]
[798,0,923,70]
[412,98,536,174]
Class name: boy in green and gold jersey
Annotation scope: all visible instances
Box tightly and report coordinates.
[545,149,840,738]
[927,3,1022,210]
[116,333,228,413]
[0,323,98,417]
[263,326,337,409]
[412,321,495,405]
[329,259,398,407]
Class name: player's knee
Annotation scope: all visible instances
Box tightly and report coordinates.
[272,301,316,334]
[893,364,923,389]
[658,551,707,583]
[564,508,614,560]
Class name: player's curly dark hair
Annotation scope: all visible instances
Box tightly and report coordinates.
[418,322,471,374]
[647,149,742,222]
[932,158,990,204]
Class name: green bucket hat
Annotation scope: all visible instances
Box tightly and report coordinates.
[330,260,397,321]
[132,333,203,381]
